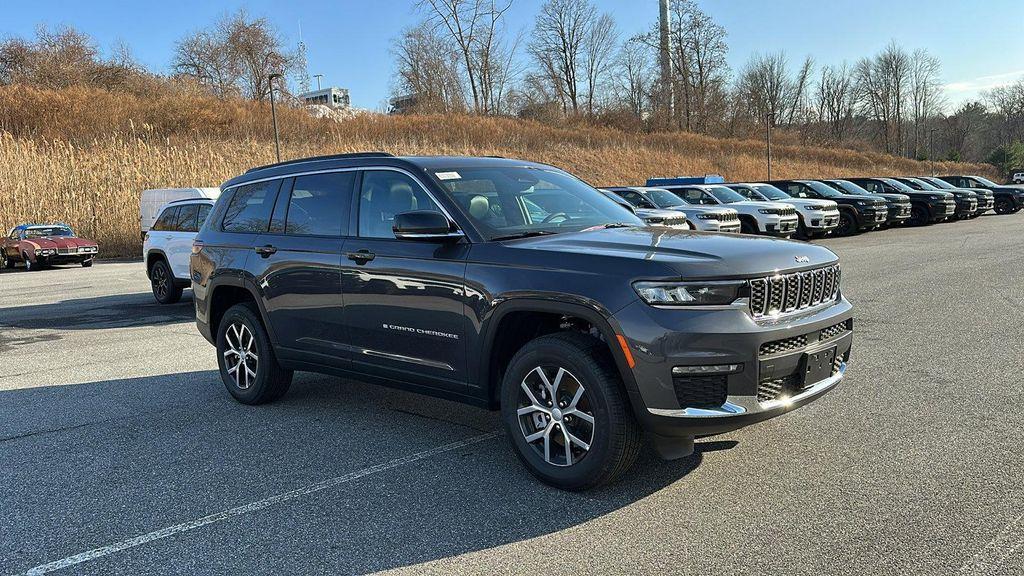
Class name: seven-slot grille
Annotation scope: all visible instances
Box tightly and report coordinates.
[715,212,739,222]
[778,207,797,217]
[748,264,840,318]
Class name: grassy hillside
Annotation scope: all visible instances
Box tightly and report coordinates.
[0,85,996,257]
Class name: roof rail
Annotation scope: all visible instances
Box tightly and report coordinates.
[246,152,394,173]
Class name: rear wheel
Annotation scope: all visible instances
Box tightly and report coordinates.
[500,332,641,490]
[149,259,182,304]
[216,303,292,405]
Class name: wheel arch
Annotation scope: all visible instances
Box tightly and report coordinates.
[476,298,641,412]
[205,276,279,347]
[145,249,168,278]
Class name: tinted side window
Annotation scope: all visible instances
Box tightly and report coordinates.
[284,172,355,236]
[222,180,281,233]
[175,204,201,232]
[197,204,212,228]
[153,207,180,231]
[358,171,441,238]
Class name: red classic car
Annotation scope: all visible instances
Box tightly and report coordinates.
[1,224,99,271]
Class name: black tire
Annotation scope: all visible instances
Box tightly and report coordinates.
[0,251,13,269]
[994,197,1013,214]
[81,259,93,268]
[149,259,182,304]
[836,210,858,236]
[500,331,641,490]
[908,205,929,226]
[22,252,35,271]
[216,303,292,405]
[739,217,757,235]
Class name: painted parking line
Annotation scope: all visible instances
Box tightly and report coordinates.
[13,431,500,576]
[960,511,1024,575]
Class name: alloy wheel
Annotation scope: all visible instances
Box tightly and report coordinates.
[517,365,595,467]
[223,322,259,390]
[151,264,168,300]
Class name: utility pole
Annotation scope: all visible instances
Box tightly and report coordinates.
[313,74,323,91]
[269,73,283,163]
[658,0,672,122]
[766,113,773,180]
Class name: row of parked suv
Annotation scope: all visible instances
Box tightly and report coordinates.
[138,155,1020,490]
[594,174,1022,242]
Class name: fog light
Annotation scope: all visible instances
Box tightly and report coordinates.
[672,363,743,375]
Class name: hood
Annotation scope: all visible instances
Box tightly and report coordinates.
[950,190,977,199]
[866,192,910,202]
[503,227,838,279]
[634,208,688,221]
[725,200,796,211]
[24,236,97,250]
[785,198,838,210]
[841,194,889,206]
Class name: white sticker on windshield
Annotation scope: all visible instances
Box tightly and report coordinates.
[435,171,461,180]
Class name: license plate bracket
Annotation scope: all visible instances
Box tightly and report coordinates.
[802,347,836,387]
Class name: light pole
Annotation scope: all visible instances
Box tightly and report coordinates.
[268,73,283,163]
[928,128,938,175]
[313,73,323,91]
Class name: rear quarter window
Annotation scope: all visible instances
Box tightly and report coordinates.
[221,180,282,233]
[152,206,180,231]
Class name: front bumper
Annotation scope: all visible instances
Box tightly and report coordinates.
[954,199,978,217]
[612,297,854,439]
[762,215,799,236]
[859,208,888,228]
[929,200,956,220]
[696,219,740,233]
[975,198,993,213]
[803,210,840,230]
[886,204,911,224]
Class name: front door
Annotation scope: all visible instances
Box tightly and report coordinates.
[250,172,354,367]
[341,169,470,391]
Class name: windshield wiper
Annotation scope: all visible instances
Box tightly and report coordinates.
[592,222,633,229]
[491,230,559,241]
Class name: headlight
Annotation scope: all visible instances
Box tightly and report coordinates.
[855,200,872,206]
[696,214,718,220]
[928,195,942,201]
[806,205,825,210]
[757,208,778,215]
[633,281,743,306]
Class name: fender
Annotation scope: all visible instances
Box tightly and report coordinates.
[144,248,168,278]
[837,205,861,226]
[203,273,281,348]
[475,297,643,412]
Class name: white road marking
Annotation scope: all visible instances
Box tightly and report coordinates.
[960,511,1024,575]
[14,431,499,576]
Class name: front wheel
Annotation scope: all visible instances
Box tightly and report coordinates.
[22,252,35,271]
[81,259,93,268]
[500,332,641,490]
[837,211,858,236]
[994,198,1013,214]
[740,218,757,234]
[216,303,292,405]
[908,205,929,226]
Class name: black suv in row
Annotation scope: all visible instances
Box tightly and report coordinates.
[768,179,889,235]
[939,175,1024,214]
[192,154,854,490]
[845,177,956,225]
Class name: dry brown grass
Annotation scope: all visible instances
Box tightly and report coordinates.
[0,85,996,258]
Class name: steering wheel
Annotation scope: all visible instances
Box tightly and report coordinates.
[542,212,569,224]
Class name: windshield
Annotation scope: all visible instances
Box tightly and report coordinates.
[644,188,690,208]
[801,180,844,198]
[880,178,917,193]
[750,184,791,201]
[705,186,748,204]
[433,166,642,240]
[923,177,956,189]
[828,180,869,195]
[25,226,74,238]
[905,178,939,191]
[670,187,720,205]
[972,175,998,187]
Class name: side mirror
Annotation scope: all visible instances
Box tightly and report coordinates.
[393,210,462,241]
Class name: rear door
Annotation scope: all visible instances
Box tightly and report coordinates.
[250,171,354,367]
[166,203,201,279]
[340,168,470,391]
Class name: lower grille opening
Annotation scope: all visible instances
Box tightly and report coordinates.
[758,352,846,404]
[673,375,728,409]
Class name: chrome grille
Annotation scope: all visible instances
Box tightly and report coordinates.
[748,264,841,318]
[780,207,797,217]
[718,212,739,222]
[57,248,72,255]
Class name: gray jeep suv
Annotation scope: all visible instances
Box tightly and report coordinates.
[191,153,855,490]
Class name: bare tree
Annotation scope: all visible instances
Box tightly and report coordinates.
[909,48,943,157]
[785,55,814,127]
[854,42,911,154]
[985,77,1024,146]
[614,36,653,121]
[943,101,986,160]
[392,22,467,112]
[582,13,618,115]
[815,63,856,142]
[737,51,789,126]
[172,29,239,98]
[528,0,592,114]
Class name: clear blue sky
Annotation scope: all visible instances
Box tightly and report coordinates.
[2,0,1022,110]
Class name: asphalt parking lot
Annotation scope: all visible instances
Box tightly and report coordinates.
[2,214,1023,576]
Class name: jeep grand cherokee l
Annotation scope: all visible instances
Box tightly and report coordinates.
[845,177,955,225]
[725,183,839,239]
[893,177,976,220]
[769,179,888,236]
[820,179,911,227]
[939,175,1024,215]
[660,184,799,238]
[604,186,741,233]
[917,177,993,217]
[191,153,854,490]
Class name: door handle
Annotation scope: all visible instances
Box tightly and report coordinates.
[254,245,277,257]
[346,249,375,263]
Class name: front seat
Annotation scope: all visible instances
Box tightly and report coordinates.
[363,181,419,237]
[467,195,490,220]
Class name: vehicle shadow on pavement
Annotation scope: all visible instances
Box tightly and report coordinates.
[0,292,195,331]
[0,369,730,574]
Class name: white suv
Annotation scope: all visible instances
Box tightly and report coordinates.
[1013,172,1024,184]
[663,184,799,237]
[727,182,840,239]
[605,187,741,232]
[143,199,214,303]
